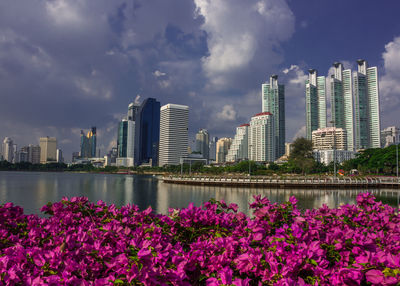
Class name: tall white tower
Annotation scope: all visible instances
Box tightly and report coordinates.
[159,104,189,166]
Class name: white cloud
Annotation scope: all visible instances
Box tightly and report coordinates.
[380,36,400,113]
[153,70,166,77]
[216,104,237,121]
[45,0,84,26]
[194,0,294,89]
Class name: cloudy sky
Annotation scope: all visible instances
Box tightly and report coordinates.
[1,0,400,161]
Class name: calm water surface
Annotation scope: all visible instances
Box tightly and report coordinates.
[0,171,399,215]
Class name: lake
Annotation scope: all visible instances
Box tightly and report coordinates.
[0,171,399,215]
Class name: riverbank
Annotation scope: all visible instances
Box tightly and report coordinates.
[163,175,400,189]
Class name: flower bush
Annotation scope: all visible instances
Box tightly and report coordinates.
[0,193,399,285]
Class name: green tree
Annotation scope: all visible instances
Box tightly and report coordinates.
[288,137,315,174]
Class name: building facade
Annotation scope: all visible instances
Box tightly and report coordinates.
[248,112,275,162]
[158,104,189,166]
[313,150,356,165]
[2,137,14,162]
[209,136,218,162]
[226,124,249,162]
[381,126,400,148]
[39,137,57,163]
[134,98,160,166]
[305,70,327,140]
[216,138,232,164]
[262,75,285,159]
[195,129,210,161]
[80,127,97,158]
[117,119,135,166]
[312,127,347,151]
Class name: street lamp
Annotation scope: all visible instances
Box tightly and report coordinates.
[330,121,336,182]
[396,142,398,182]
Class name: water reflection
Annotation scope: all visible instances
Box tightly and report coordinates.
[0,171,398,216]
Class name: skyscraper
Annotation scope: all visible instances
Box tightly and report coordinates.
[134,98,160,166]
[306,69,326,139]
[117,119,135,159]
[262,75,285,159]
[209,136,218,162]
[195,129,210,161]
[39,137,57,163]
[80,127,96,158]
[226,124,249,162]
[159,104,189,166]
[2,137,13,162]
[248,112,275,162]
[330,62,354,151]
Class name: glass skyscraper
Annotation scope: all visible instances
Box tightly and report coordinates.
[134,98,160,166]
[306,69,326,140]
[262,75,285,159]
[80,127,96,158]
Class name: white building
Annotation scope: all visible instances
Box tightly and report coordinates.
[159,104,189,166]
[226,124,249,162]
[248,112,275,162]
[312,127,347,151]
[2,137,13,162]
[313,150,356,165]
[381,126,400,148]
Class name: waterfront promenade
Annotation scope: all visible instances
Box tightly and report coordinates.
[163,175,400,189]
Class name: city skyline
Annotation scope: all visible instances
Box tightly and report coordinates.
[0,1,400,159]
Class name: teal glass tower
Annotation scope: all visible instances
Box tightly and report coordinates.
[262,75,285,159]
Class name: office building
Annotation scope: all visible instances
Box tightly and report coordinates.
[195,129,210,161]
[381,126,400,148]
[306,70,327,140]
[248,112,275,162]
[209,137,218,162]
[312,127,347,151]
[353,60,381,149]
[80,127,97,158]
[20,145,41,164]
[40,137,57,163]
[226,124,249,162]
[159,104,189,166]
[216,138,232,164]
[128,102,140,121]
[117,119,135,166]
[2,137,13,162]
[134,98,160,166]
[262,75,285,159]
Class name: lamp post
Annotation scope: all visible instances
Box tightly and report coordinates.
[396,142,398,182]
[330,121,336,182]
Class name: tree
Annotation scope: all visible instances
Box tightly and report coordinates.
[288,137,315,174]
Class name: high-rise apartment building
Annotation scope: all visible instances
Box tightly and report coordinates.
[330,62,354,151]
[305,70,327,139]
[226,124,249,162]
[248,112,275,162]
[40,137,57,163]
[195,129,210,161]
[262,75,285,159]
[20,145,41,164]
[353,60,381,149]
[216,138,232,164]
[134,98,160,166]
[2,137,13,162]
[80,127,97,158]
[159,104,189,166]
[312,127,347,151]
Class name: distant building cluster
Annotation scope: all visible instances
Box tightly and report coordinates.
[2,59,396,169]
[0,136,63,164]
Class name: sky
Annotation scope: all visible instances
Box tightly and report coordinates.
[1,0,400,161]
